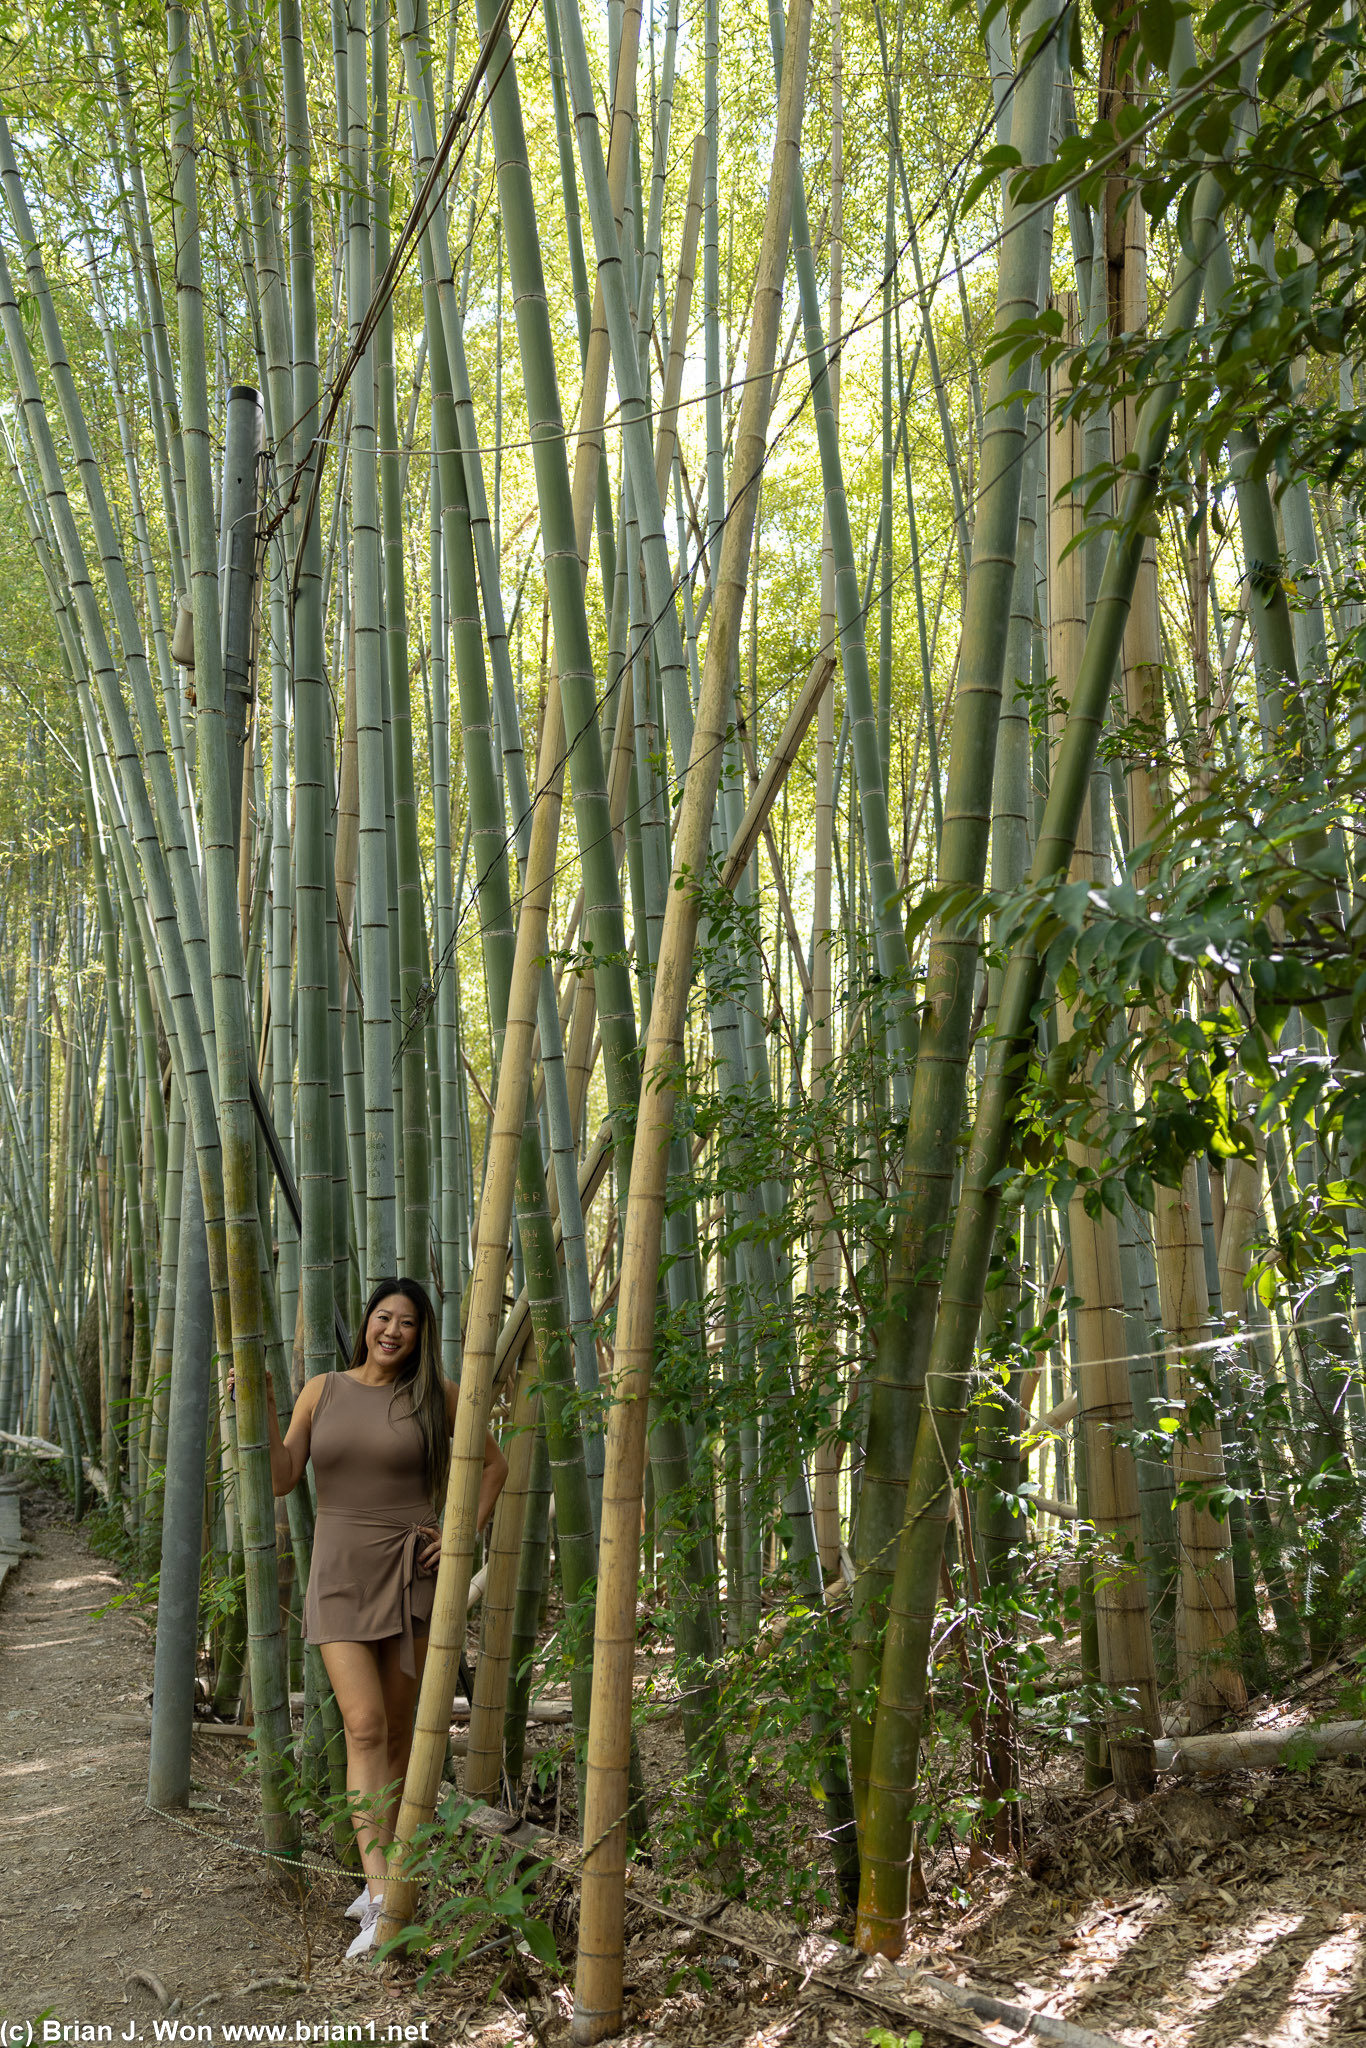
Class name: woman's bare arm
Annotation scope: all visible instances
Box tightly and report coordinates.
[256,1373,321,1496]
[478,1428,509,1530]
[440,1382,509,1532]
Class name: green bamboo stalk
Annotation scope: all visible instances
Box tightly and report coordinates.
[504,1416,552,1783]
[426,353,598,1777]
[380,681,572,1944]
[372,0,429,1288]
[96,0,189,593]
[465,1369,540,1795]
[396,0,634,1387]
[572,0,813,2024]
[168,1,297,1862]
[0,120,218,1087]
[336,0,396,1286]
[82,791,152,1505]
[460,0,641,1198]
[849,0,1059,1833]
[855,160,1227,1957]
[763,0,914,1076]
[555,22,781,1781]
[428,437,462,1373]
[81,229,191,853]
[0,225,235,1578]
[280,0,338,1387]
[1046,327,1159,1789]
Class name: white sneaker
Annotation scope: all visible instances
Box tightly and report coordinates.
[345,1891,383,1962]
[344,1883,371,1922]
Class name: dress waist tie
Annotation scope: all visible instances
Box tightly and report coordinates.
[313,1508,427,1679]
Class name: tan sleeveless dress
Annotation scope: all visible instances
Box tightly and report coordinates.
[302,1372,437,1677]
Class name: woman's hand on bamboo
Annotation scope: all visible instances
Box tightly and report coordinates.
[226,1366,301,1495]
[224,1366,277,1405]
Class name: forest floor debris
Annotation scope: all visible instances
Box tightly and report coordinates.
[6,1485,1366,2046]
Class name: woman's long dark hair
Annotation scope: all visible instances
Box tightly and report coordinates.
[350,1278,450,1507]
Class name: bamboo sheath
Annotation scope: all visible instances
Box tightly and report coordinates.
[854,160,1230,1958]
[570,0,813,2031]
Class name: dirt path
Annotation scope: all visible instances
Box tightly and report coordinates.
[7,1479,1366,2048]
[0,1482,506,2039]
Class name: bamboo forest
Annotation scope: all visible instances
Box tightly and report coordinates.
[5,0,1366,2038]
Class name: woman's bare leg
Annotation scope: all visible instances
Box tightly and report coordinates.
[321,1635,431,1895]
[320,1639,396,1897]
[373,1634,427,1847]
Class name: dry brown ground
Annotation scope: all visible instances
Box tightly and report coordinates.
[6,1480,1366,2048]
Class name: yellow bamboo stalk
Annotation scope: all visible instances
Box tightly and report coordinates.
[722,651,836,888]
[809,0,842,1573]
[1217,1140,1265,1313]
[1109,206,1245,1731]
[570,0,813,2032]
[493,1120,615,1379]
[651,134,705,507]
[563,969,598,1168]
[1158,1168,1246,1726]
[1049,314,1159,1788]
[1116,173,1164,862]
[377,682,567,1942]
[568,0,641,568]
[463,1364,541,1798]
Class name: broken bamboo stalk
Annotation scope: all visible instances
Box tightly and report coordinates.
[722,651,836,888]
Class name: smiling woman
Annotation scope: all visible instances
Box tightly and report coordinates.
[241,1276,507,1959]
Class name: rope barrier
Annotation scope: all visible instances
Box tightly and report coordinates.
[1019,1301,1366,1382]
[147,1799,1084,2048]
[147,1803,358,1884]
